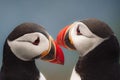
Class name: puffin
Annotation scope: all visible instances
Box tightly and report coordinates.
[0,22,64,80]
[56,18,120,80]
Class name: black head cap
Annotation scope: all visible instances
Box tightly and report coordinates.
[81,18,114,38]
[8,22,49,41]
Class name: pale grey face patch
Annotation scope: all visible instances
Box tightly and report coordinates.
[69,22,108,56]
[7,32,49,61]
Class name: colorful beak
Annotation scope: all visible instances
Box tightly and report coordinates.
[40,39,64,65]
[56,25,70,48]
[49,41,64,65]
[56,25,76,50]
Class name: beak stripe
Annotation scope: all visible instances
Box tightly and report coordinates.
[41,41,55,60]
[64,30,76,50]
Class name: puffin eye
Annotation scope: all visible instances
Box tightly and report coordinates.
[76,25,82,35]
[32,37,40,45]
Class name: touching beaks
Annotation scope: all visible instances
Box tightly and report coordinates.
[56,25,76,50]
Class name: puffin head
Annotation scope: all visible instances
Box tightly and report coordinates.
[7,22,64,65]
[56,18,114,57]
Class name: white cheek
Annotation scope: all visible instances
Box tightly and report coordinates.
[38,34,50,55]
[72,35,106,56]
[7,33,49,61]
[70,22,106,56]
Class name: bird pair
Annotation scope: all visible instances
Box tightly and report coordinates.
[1,18,120,80]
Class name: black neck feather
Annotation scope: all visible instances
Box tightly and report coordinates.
[0,41,40,80]
[75,35,120,80]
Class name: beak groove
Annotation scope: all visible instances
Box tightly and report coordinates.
[49,41,64,65]
[40,37,64,65]
[56,25,76,50]
[56,25,70,48]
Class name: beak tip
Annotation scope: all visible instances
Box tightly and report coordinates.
[59,62,64,65]
[49,59,64,65]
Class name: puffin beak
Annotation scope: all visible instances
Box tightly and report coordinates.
[56,25,76,50]
[49,41,64,65]
[56,25,70,48]
[40,37,64,65]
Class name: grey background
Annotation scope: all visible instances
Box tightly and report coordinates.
[0,0,120,80]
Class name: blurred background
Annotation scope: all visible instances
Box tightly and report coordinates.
[0,0,120,80]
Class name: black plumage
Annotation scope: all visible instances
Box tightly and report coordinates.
[56,18,120,80]
[81,18,114,38]
[1,41,39,80]
[0,23,47,80]
[75,35,120,80]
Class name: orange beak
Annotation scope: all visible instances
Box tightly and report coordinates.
[56,25,76,50]
[49,41,64,65]
[40,39,64,65]
[56,25,70,48]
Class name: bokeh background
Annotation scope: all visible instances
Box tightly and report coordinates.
[0,0,120,80]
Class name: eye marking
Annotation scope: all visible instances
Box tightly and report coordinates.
[76,25,82,35]
[32,37,40,45]
[17,36,40,46]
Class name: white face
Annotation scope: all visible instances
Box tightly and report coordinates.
[7,32,49,61]
[69,22,107,57]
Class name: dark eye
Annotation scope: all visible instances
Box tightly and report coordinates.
[32,37,40,45]
[76,25,82,35]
